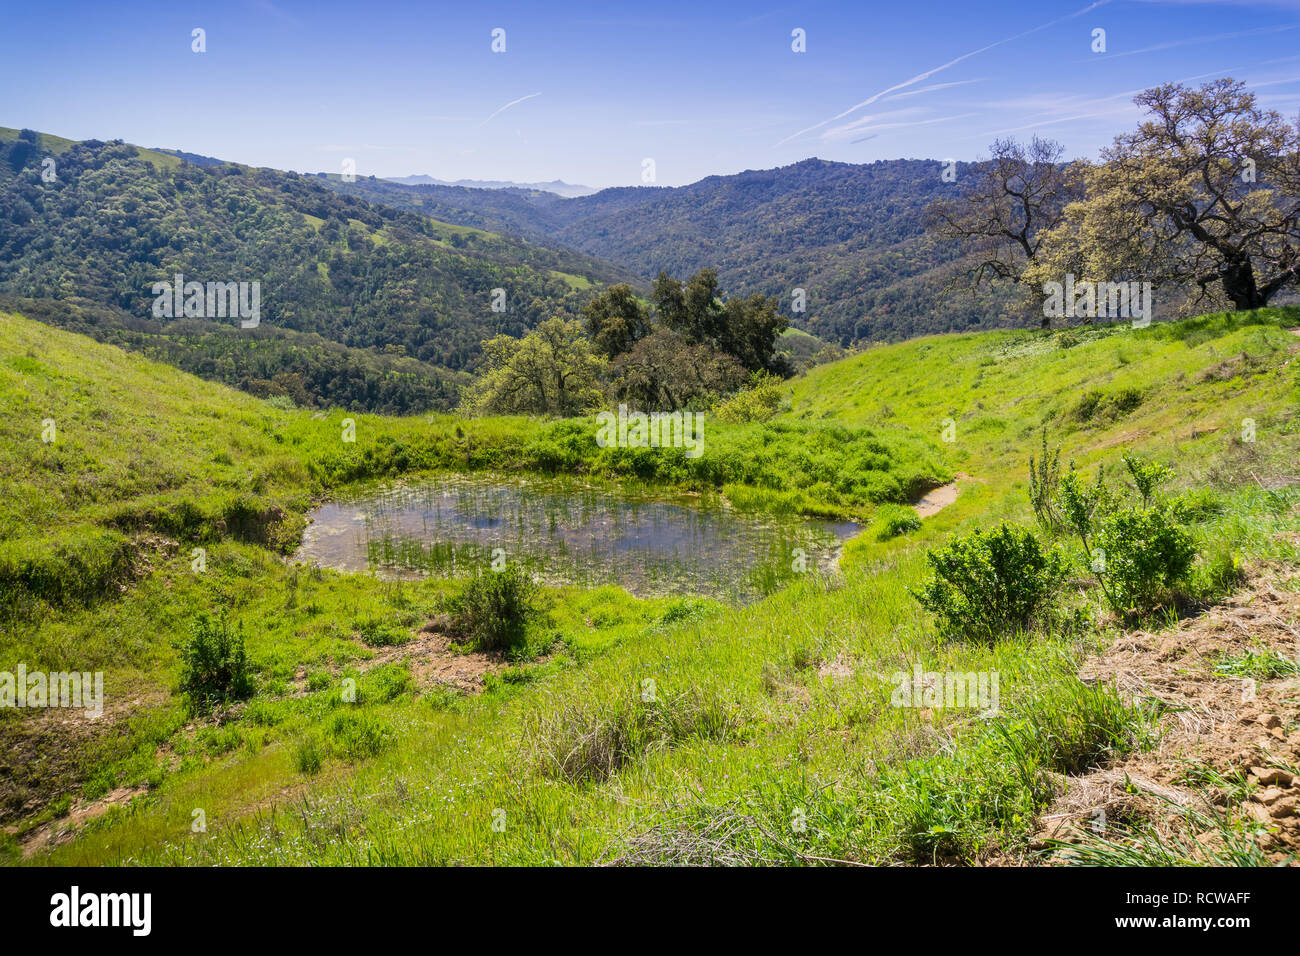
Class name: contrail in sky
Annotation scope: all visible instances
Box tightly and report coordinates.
[480,92,542,128]
[775,0,1111,146]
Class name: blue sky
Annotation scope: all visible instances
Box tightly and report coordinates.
[3,0,1299,187]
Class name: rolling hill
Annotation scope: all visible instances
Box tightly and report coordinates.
[4,305,1298,866]
[0,127,640,410]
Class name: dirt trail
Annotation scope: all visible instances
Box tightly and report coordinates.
[913,473,973,518]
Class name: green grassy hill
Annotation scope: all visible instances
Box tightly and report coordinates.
[788,310,1300,564]
[3,308,1298,866]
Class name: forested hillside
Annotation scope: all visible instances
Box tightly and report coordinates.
[0,128,636,409]
[331,158,1018,344]
[0,295,468,413]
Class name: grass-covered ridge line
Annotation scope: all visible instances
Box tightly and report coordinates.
[791,307,1300,567]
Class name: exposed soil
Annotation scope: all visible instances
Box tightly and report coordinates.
[365,615,504,693]
[0,688,167,827]
[14,785,147,860]
[1023,571,1300,865]
[914,473,973,519]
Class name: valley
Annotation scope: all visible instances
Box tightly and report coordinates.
[4,304,1298,866]
[3,4,1300,892]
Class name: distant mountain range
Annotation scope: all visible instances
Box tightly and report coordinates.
[2,122,1031,413]
[329,158,1021,345]
[384,175,597,198]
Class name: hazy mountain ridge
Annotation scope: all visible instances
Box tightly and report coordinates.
[385,174,597,197]
[331,157,1023,344]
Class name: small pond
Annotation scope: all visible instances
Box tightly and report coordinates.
[294,474,860,603]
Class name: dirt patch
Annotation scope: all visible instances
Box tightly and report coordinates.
[0,688,167,826]
[914,473,974,519]
[363,616,504,694]
[1027,573,1300,864]
[15,785,147,859]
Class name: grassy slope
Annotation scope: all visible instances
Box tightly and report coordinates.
[3,309,1299,865]
[0,311,943,852]
[795,313,1300,566]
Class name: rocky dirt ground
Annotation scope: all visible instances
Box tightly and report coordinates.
[1028,571,1300,865]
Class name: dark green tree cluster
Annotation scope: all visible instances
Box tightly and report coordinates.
[332,158,1021,346]
[582,269,790,410]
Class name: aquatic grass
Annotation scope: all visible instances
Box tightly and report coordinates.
[331,474,858,603]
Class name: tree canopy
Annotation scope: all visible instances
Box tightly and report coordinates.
[1031,79,1300,312]
[459,317,605,416]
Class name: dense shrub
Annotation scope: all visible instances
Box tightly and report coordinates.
[1093,506,1196,611]
[1056,455,1198,614]
[449,565,538,653]
[712,372,789,423]
[913,523,1069,643]
[871,504,922,541]
[179,614,254,710]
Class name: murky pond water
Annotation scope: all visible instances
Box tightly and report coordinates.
[295,474,859,602]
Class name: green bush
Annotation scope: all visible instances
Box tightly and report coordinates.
[449,564,538,653]
[1056,456,1198,614]
[1093,506,1196,612]
[712,373,788,423]
[178,614,254,710]
[913,523,1068,643]
[871,504,922,541]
